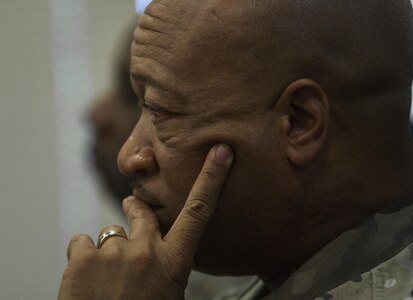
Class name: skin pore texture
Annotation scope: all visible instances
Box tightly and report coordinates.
[118,0,413,282]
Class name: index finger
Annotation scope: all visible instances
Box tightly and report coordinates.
[165,144,234,255]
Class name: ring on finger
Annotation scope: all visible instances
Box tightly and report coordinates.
[96,225,128,249]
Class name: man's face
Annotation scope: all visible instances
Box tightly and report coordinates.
[118,1,294,275]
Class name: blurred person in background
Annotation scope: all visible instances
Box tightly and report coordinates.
[89,19,140,204]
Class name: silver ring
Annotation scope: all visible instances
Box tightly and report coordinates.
[96,225,128,249]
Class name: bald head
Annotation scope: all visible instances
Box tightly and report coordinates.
[247,0,413,144]
[266,0,413,98]
[132,0,413,177]
[137,0,413,110]
[125,0,413,277]
[248,0,413,101]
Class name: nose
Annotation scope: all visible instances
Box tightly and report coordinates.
[117,123,160,178]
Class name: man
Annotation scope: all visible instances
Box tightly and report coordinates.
[58,0,413,299]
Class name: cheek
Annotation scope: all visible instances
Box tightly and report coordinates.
[151,117,275,226]
[154,136,210,215]
[213,137,282,222]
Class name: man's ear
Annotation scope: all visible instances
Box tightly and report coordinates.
[278,79,330,167]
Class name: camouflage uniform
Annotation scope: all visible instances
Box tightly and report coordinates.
[217,196,413,300]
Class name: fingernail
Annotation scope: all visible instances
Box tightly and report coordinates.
[215,144,233,165]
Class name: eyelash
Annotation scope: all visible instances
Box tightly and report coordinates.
[142,101,170,122]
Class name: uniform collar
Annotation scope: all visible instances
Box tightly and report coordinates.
[268,196,413,299]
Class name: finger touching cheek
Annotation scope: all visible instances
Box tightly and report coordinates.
[166,144,234,254]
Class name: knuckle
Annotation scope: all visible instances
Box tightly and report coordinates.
[202,168,221,184]
[128,207,154,221]
[67,234,91,258]
[104,246,124,260]
[80,250,97,264]
[69,234,89,244]
[185,197,214,222]
[129,245,156,266]
[67,247,96,267]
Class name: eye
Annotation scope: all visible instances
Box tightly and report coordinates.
[142,100,171,122]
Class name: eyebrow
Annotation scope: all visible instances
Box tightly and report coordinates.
[131,72,165,93]
[130,70,187,103]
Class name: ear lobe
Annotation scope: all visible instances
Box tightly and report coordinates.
[280,79,330,167]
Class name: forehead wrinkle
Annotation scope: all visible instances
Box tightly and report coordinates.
[145,0,202,27]
[131,1,217,106]
[144,0,180,25]
[134,1,276,105]
[134,3,203,70]
[145,0,246,57]
[144,0,202,40]
[133,27,176,65]
[130,47,188,103]
[137,12,179,48]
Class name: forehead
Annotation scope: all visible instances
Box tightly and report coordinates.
[130,0,254,97]
[134,0,242,58]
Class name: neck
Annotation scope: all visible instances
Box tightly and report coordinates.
[258,138,413,282]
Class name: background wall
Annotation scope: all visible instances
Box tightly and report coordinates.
[0,1,60,298]
[0,1,133,299]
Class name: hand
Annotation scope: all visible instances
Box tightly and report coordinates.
[57,144,234,300]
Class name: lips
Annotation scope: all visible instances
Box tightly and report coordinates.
[132,186,174,236]
[132,188,163,211]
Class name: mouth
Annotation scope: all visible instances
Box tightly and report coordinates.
[132,186,174,237]
[132,188,163,211]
